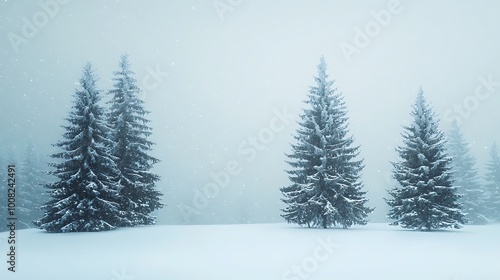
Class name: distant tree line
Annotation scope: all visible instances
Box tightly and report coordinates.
[0,144,49,231]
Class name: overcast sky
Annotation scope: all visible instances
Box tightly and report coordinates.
[1,0,499,224]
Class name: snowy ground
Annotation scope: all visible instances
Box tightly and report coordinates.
[1,223,499,280]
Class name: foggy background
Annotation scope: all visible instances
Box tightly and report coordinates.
[1,0,499,225]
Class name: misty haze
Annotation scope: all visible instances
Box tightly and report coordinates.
[0,1,499,279]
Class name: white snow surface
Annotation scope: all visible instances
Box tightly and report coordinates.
[1,223,499,280]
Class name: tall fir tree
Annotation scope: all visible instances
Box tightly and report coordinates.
[484,143,500,222]
[386,89,465,231]
[447,121,487,224]
[280,56,373,229]
[34,63,127,232]
[107,55,163,226]
[17,142,47,229]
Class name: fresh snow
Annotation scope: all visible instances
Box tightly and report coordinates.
[1,223,499,280]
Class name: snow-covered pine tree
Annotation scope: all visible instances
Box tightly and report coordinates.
[447,121,488,224]
[107,55,163,226]
[17,142,47,229]
[280,56,373,229]
[386,89,465,231]
[34,63,127,232]
[484,143,500,222]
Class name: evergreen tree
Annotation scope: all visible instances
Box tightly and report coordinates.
[484,143,500,222]
[17,142,47,229]
[447,121,487,224]
[280,56,373,229]
[107,55,163,226]
[34,63,127,232]
[386,89,465,231]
